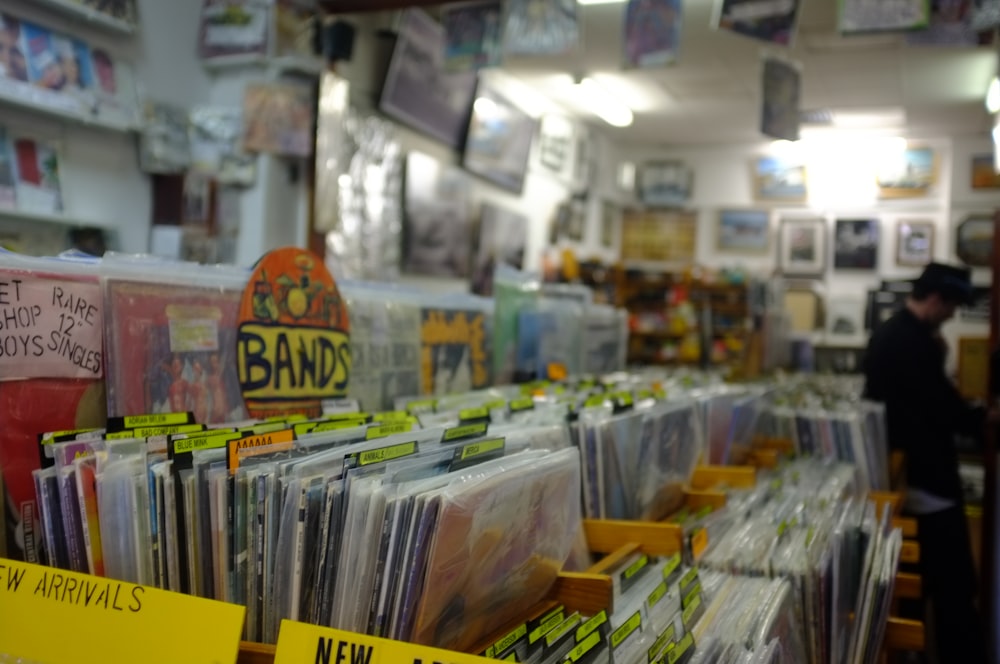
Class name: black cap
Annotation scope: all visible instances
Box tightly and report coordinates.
[913,262,974,304]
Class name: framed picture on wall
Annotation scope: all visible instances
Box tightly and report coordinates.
[621,208,697,263]
[971,154,1000,189]
[876,147,936,198]
[752,155,806,202]
[637,161,692,207]
[826,295,865,338]
[601,201,620,248]
[834,218,879,270]
[956,214,994,267]
[779,217,825,276]
[960,286,991,323]
[717,209,770,253]
[896,220,934,267]
[462,81,538,194]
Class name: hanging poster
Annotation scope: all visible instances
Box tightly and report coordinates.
[442,1,503,72]
[403,151,473,278]
[503,0,580,56]
[714,0,801,45]
[624,0,683,68]
[761,58,800,141]
[471,203,528,296]
[237,248,351,419]
[839,0,931,33]
[380,9,478,149]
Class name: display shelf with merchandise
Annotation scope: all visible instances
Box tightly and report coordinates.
[0,205,115,230]
[32,0,136,34]
[0,81,140,134]
[202,53,326,78]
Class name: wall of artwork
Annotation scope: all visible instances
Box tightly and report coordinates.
[614,131,999,373]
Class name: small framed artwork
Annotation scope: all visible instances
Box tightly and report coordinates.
[779,217,826,276]
[956,214,994,267]
[971,154,1000,190]
[896,220,934,267]
[826,296,865,338]
[877,147,936,198]
[753,155,807,202]
[834,218,879,270]
[637,161,693,207]
[717,209,770,253]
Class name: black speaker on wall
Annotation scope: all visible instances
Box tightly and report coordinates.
[323,20,356,63]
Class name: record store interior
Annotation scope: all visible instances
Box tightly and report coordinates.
[3,1,1000,663]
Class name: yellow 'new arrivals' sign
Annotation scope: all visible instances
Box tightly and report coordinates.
[0,558,245,664]
[275,620,496,664]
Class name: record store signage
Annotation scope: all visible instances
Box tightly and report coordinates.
[237,248,351,419]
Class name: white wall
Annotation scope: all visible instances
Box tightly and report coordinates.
[614,132,999,373]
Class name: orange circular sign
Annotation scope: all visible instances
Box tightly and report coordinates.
[236,247,350,419]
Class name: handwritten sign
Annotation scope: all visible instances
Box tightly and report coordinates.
[0,274,103,379]
[274,620,496,664]
[237,248,351,419]
[0,558,244,664]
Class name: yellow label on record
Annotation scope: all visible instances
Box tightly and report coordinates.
[682,583,701,608]
[646,581,668,609]
[294,422,318,436]
[610,611,642,650]
[173,432,240,454]
[566,631,601,663]
[623,554,649,580]
[134,423,204,438]
[510,397,535,412]
[681,594,702,628]
[648,624,676,663]
[0,558,244,664]
[529,610,565,644]
[584,395,606,408]
[406,399,436,413]
[309,419,366,435]
[666,633,694,664]
[459,406,489,422]
[274,620,495,664]
[460,438,504,461]
[228,429,295,469]
[575,610,607,642]
[547,615,582,647]
[123,412,191,429]
[679,567,699,590]
[443,422,488,442]
[662,553,682,580]
[358,441,417,466]
[105,430,138,441]
[365,422,413,440]
[245,421,289,436]
[41,427,98,442]
[502,651,518,661]
[691,528,709,562]
[488,623,527,656]
[372,411,410,422]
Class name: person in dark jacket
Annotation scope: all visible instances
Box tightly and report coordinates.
[862,261,987,663]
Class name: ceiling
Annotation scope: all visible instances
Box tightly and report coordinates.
[484,0,1000,147]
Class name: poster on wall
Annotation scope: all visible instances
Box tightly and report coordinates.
[380,8,478,149]
[761,57,800,141]
[713,0,801,45]
[471,203,528,295]
[242,82,314,157]
[779,217,825,276]
[834,218,880,270]
[877,147,935,198]
[503,0,580,56]
[717,209,770,253]
[839,0,932,33]
[442,1,503,71]
[753,155,806,201]
[420,305,493,394]
[403,151,473,278]
[624,0,682,68]
[621,209,697,263]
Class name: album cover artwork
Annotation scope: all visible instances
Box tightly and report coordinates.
[104,279,247,423]
[420,307,493,395]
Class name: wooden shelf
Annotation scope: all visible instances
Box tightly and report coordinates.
[34,0,136,34]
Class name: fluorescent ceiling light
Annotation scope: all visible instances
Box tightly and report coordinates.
[987,77,1000,114]
[575,78,634,127]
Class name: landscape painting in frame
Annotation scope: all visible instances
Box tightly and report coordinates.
[718,209,770,253]
[779,217,825,276]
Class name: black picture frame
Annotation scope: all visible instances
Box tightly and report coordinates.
[462,81,537,194]
[834,218,879,270]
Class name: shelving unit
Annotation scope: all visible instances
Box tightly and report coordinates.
[32,0,136,34]
[0,80,139,134]
[203,54,326,78]
[0,205,114,230]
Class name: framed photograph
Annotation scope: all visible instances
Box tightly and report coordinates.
[834,218,879,270]
[403,150,472,278]
[826,296,865,338]
[971,154,1000,190]
[379,9,479,149]
[536,114,574,178]
[471,203,527,295]
[753,155,806,202]
[956,214,994,267]
[717,209,770,253]
[601,201,620,248]
[462,82,537,193]
[877,147,936,198]
[779,217,825,276]
[637,161,692,207]
[896,220,934,267]
[621,208,696,263]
